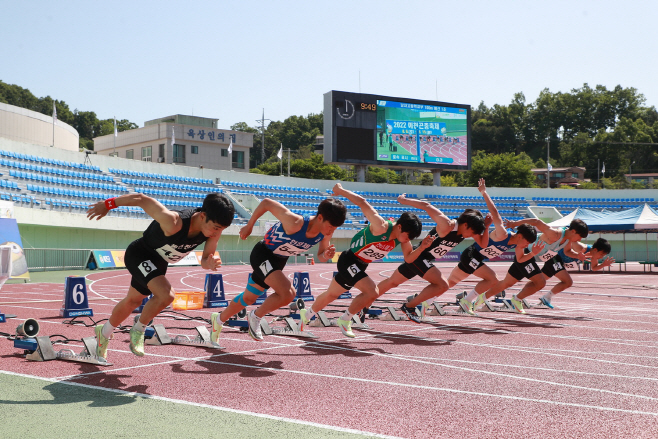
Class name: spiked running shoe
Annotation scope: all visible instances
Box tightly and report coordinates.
[299,308,310,331]
[400,304,421,323]
[94,324,111,360]
[248,310,263,341]
[539,296,555,309]
[129,327,145,356]
[510,295,526,314]
[420,301,430,319]
[211,312,223,343]
[473,293,486,310]
[336,317,355,338]
[459,297,476,316]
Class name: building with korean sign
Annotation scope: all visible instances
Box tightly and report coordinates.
[93,114,253,172]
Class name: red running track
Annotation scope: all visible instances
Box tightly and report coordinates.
[1,262,657,438]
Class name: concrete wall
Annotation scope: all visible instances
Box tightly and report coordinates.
[0,102,79,151]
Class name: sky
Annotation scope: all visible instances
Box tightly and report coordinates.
[2,0,657,130]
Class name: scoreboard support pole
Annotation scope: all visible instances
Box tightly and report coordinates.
[432,169,442,187]
[356,165,366,182]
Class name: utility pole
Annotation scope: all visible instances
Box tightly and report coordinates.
[256,109,271,165]
[546,136,550,189]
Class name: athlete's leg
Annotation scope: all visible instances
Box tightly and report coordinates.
[406,266,448,308]
[310,278,351,313]
[139,275,176,325]
[108,286,150,328]
[376,269,409,297]
[470,264,498,294]
[254,270,295,318]
[516,271,547,300]
[447,265,470,289]
[548,269,573,295]
[218,281,263,323]
[347,275,379,315]
[483,273,519,300]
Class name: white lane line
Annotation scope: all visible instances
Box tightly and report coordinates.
[0,370,403,439]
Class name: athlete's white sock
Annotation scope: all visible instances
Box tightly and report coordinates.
[101,321,115,339]
[306,307,317,320]
[341,311,353,321]
[542,291,555,301]
[250,310,262,322]
[465,289,478,302]
[133,320,146,333]
[215,313,225,326]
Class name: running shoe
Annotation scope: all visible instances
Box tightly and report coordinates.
[129,327,145,356]
[510,295,526,314]
[299,308,310,331]
[336,317,355,338]
[539,296,555,309]
[400,304,421,323]
[420,301,430,319]
[459,297,476,316]
[94,324,111,360]
[473,293,486,310]
[211,312,223,343]
[247,310,263,341]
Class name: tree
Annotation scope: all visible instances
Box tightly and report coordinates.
[465,151,536,188]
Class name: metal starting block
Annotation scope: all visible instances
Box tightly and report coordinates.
[18,336,112,366]
[307,311,371,330]
[146,324,224,349]
[476,297,532,313]
[424,301,470,317]
[261,317,318,339]
[363,306,403,321]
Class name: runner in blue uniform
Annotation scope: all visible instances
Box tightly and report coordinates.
[86,193,234,359]
[210,195,346,342]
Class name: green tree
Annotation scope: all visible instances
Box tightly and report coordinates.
[465,151,536,187]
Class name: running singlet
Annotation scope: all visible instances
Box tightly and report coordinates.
[425,222,463,260]
[474,231,514,260]
[263,216,324,257]
[349,220,399,263]
[531,227,569,262]
[139,209,208,264]
[558,245,591,269]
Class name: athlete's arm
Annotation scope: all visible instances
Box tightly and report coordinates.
[563,241,587,261]
[591,256,615,271]
[332,183,388,235]
[515,240,545,263]
[478,178,506,241]
[402,233,435,263]
[397,194,453,235]
[505,218,558,242]
[316,235,336,263]
[239,198,303,239]
[200,234,222,271]
[87,193,182,236]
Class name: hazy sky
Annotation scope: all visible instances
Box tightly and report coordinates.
[2,1,657,129]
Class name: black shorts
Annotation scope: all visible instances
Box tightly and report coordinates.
[397,250,436,280]
[334,250,369,290]
[249,241,289,289]
[508,255,541,281]
[541,254,566,278]
[456,244,486,275]
[124,240,169,296]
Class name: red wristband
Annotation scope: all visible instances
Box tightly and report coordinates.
[104,198,118,210]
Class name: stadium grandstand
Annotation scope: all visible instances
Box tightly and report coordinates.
[1,103,656,272]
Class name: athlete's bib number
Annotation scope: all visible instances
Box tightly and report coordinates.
[259,260,274,276]
[273,243,307,257]
[138,260,157,277]
[469,258,479,270]
[564,262,578,270]
[430,244,453,259]
[480,245,504,259]
[356,247,387,262]
[156,244,189,263]
[539,250,558,262]
[347,264,361,277]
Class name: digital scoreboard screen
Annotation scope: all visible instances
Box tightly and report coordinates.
[324,91,470,170]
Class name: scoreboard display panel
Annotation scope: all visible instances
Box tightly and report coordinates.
[324,90,471,170]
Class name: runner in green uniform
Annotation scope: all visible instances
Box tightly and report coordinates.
[300,183,432,337]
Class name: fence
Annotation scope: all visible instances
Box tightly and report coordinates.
[24,249,92,272]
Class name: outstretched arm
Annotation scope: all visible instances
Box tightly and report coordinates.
[402,233,436,263]
[515,240,546,263]
[397,194,453,235]
[87,193,182,235]
[239,198,303,240]
[333,183,388,235]
[505,218,560,243]
[478,178,506,241]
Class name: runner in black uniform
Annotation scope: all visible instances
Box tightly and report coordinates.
[86,192,234,359]
[376,193,488,322]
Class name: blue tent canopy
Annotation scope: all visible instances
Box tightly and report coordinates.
[549,204,658,232]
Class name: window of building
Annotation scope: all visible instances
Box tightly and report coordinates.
[126,149,134,159]
[141,146,152,162]
[221,149,228,157]
[232,151,245,169]
[173,144,185,163]
[572,173,579,178]
[553,172,565,178]
[159,144,165,159]
[191,145,198,154]
[537,174,545,180]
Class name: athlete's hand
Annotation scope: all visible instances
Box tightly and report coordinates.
[87,201,109,221]
[397,193,407,204]
[207,254,222,271]
[601,256,615,268]
[239,223,253,240]
[484,213,493,227]
[577,251,590,262]
[332,183,343,196]
[478,178,487,194]
[420,233,436,249]
[504,219,519,229]
[322,245,336,260]
[529,240,545,255]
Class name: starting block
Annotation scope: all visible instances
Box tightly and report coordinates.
[204,273,229,308]
[60,276,93,318]
[360,306,403,321]
[261,317,318,338]
[17,335,112,366]
[308,311,371,330]
[146,324,224,349]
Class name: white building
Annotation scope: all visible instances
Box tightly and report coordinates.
[93,114,253,172]
[0,102,79,152]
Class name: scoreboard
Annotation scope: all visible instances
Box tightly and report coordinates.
[323,91,471,170]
